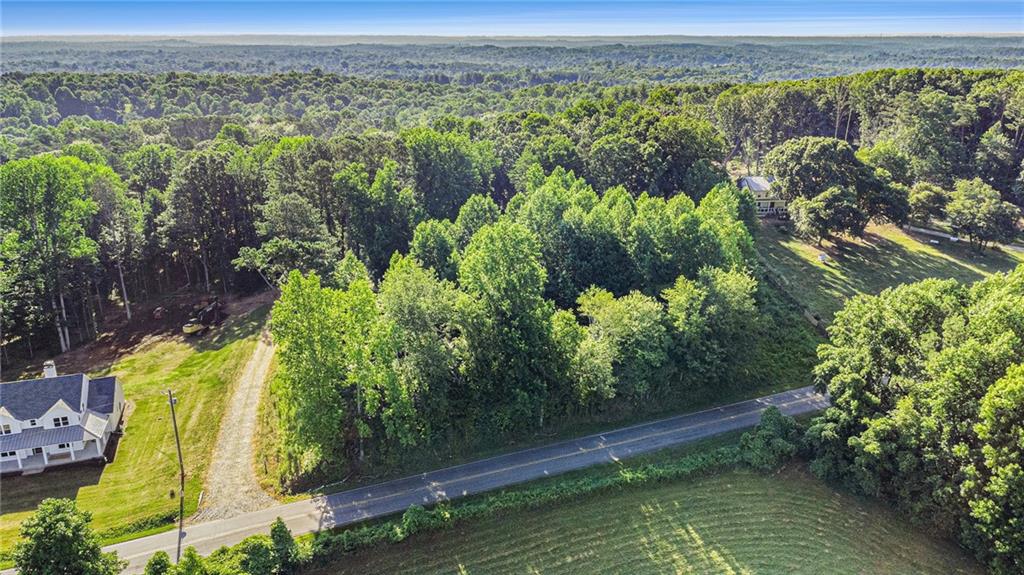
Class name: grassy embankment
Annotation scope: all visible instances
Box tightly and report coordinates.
[0,305,268,555]
[758,222,1023,324]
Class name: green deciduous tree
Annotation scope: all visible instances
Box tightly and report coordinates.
[404,127,497,220]
[963,364,1024,574]
[270,271,350,475]
[12,498,125,575]
[337,160,418,278]
[764,136,861,200]
[378,255,459,438]
[648,116,727,198]
[143,551,173,575]
[587,133,651,194]
[788,186,867,245]
[908,182,948,225]
[453,194,501,249]
[165,144,263,293]
[975,123,1017,195]
[805,267,1024,568]
[234,192,339,287]
[947,178,1020,251]
[741,407,802,471]
[886,88,966,186]
[577,288,669,406]
[124,144,178,197]
[409,219,459,282]
[856,139,914,186]
[174,547,208,575]
[0,155,98,353]
[511,134,585,191]
[457,220,556,433]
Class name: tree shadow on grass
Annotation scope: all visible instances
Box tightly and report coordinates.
[0,461,104,515]
[185,304,269,354]
[3,292,273,382]
[758,224,1022,323]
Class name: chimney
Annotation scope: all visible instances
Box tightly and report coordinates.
[81,375,89,412]
[42,360,57,379]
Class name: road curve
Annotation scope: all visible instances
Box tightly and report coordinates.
[108,385,829,573]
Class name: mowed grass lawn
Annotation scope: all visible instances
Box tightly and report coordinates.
[0,306,268,553]
[758,222,1024,323]
[314,465,981,575]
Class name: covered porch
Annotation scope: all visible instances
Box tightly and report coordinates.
[0,439,104,475]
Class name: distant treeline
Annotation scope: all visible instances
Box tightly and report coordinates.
[3,36,1023,82]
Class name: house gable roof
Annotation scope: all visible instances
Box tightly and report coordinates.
[738,176,775,193]
[87,376,117,414]
[0,374,119,421]
[0,374,86,421]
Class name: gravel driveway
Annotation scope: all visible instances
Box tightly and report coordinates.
[191,328,276,522]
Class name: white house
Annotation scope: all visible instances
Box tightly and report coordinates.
[738,176,788,218]
[0,361,124,474]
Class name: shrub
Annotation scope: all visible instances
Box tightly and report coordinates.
[143,551,173,575]
[270,518,300,574]
[238,535,277,575]
[740,407,802,471]
[174,547,208,575]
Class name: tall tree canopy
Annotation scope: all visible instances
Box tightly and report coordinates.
[806,267,1024,572]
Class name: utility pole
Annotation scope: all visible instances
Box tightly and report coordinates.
[167,389,185,562]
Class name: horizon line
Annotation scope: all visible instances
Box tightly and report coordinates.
[5,32,1023,40]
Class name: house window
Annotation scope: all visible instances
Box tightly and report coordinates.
[57,443,70,449]
[32,447,43,455]
[53,416,69,428]
[0,424,11,435]
[0,451,15,458]
[29,419,37,426]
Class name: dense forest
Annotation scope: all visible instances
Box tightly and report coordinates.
[2,58,1023,571]
[2,67,1021,359]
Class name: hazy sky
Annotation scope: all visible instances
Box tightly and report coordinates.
[3,1,1023,36]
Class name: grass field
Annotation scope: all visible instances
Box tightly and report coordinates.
[308,463,981,575]
[758,222,1024,323]
[0,305,268,554]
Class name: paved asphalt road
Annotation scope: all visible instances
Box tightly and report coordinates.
[107,385,828,573]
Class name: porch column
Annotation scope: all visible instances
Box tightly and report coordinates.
[70,446,76,461]
[16,451,23,470]
[42,449,48,465]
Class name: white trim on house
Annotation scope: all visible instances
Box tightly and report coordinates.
[738,176,788,218]
[0,370,124,475]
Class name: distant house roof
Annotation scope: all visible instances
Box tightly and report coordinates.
[0,425,98,452]
[738,176,775,193]
[0,374,118,421]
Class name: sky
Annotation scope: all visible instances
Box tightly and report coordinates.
[2,1,1023,37]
